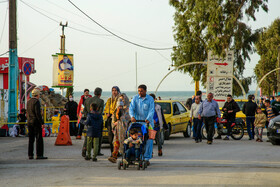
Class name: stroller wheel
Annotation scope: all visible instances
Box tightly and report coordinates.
[123,163,127,170]
[137,163,140,170]
[117,161,121,170]
[142,162,146,170]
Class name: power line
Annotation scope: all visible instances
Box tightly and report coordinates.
[19,0,111,37]
[45,0,174,46]
[67,0,174,51]
[0,3,8,45]
[0,51,8,56]
[20,26,59,55]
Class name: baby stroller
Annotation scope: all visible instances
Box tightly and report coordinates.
[118,120,148,170]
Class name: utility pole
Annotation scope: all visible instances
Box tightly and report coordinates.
[60,22,68,54]
[8,0,18,123]
[277,45,280,95]
[59,22,69,96]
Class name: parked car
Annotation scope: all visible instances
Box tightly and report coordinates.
[268,121,280,145]
[155,100,191,140]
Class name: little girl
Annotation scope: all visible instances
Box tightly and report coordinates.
[254,107,267,142]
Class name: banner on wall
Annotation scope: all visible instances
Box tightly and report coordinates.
[52,53,74,87]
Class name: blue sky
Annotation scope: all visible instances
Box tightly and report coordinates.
[0,0,279,92]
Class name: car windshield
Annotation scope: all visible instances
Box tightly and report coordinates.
[236,101,245,110]
[157,102,171,114]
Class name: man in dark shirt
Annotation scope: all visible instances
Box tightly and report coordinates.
[242,95,258,140]
[26,88,47,160]
[271,95,280,113]
[221,95,240,140]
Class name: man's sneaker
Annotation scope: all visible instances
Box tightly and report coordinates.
[214,135,222,139]
[97,153,104,156]
[146,161,150,166]
[29,156,34,160]
[92,158,97,162]
[158,149,163,156]
[82,150,86,157]
[85,156,91,160]
[195,140,199,143]
[207,141,212,145]
[223,136,229,140]
[36,156,48,159]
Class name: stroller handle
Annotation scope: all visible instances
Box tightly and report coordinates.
[135,120,146,123]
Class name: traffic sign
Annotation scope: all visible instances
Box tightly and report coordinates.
[207,50,234,107]
[23,62,32,76]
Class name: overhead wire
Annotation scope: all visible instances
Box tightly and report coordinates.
[0,51,9,56]
[45,0,173,46]
[19,0,111,37]
[20,26,60,55]
[0,3,8,46]
[67,0,174,51]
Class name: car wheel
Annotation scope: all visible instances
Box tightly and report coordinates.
[183,121,191,138]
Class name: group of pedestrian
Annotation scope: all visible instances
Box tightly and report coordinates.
[189,91,279,145]
[71,84,165,165]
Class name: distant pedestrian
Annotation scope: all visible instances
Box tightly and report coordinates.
[129,84,154,165]
[190,96,202,143]
[270,96,275,104]
[26,88,47,159]
[84,103,103,162]
[150,93,166,156]
[104,86,121,156]
[271,95,280,112]
[192,90,202,104]
[64,94,78,136]
[220,95,240,140]
[17,108,27,135]
[198,93,221,145]
[242,95,258,140]
[265,100,280,128]
[51,110,60,137]
[254,107,267,142]
[158,96,162,100]
[82,87,104,157]
[76,89,92,139]
[191,90,202,139]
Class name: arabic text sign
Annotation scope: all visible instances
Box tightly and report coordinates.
[207,51,234,107]
[0,58,9,73]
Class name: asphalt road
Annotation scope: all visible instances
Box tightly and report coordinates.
[1,133,280,187]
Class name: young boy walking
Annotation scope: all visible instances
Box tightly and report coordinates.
[254,107,267,142]
[85,103,103,161]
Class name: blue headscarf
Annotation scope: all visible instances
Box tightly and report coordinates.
[112,86,121,94]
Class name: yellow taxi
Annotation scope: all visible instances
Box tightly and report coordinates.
[155,100,191,140]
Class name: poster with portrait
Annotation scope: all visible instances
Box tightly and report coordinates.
[52,53,74,87]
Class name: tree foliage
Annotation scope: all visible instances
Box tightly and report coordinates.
[254,18,280,96]
[169,0,268,96]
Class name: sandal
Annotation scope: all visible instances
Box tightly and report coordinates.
[108,157,117,163]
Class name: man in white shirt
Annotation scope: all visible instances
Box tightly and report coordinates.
[190,96,202,143]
